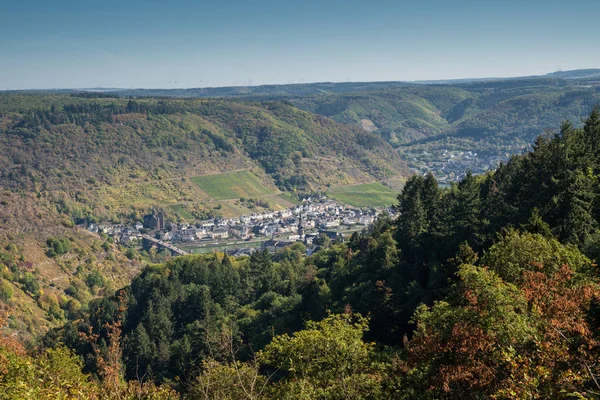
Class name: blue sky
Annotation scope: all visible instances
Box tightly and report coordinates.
[1,0,599,89]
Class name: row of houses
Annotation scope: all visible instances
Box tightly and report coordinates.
[163,200,383,244]
[87,197,392,251]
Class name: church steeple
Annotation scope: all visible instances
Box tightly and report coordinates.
[298,214,304,238]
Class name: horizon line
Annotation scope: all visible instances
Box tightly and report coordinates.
[2,67,599,92]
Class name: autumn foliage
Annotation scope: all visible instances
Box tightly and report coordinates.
[403,255,600,399]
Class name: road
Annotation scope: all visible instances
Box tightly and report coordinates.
[141,234,189,256]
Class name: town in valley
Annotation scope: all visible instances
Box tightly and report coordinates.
[86,195,392,257]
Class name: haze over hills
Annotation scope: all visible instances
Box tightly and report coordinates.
[45,69,600,181]
[8,68,598,95]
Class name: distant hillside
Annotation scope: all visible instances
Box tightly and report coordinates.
[544,68,600,80]
[291,81,600,145]
[0,94,408,222]
[28,68,598,98]
[53,81,417,99]
[48,70,600,151]
[290,86,474,144]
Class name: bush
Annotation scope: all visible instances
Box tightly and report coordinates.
[125,247,138,260]
[0,278,14,302]
[19,273,40,297]
[45,237,71,258]
[85,269,105,289]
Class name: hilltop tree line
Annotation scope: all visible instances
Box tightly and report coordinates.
[13,100,188,129]
[2,109,600,398]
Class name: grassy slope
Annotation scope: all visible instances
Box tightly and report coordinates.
[327,182,399,208]
[191,170,275,200]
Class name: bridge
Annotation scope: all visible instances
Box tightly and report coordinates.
[141,234,190,256]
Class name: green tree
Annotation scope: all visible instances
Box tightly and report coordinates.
[249,249,278,297]
[450,172,485,248]
[0,279,13,302]
[260,313,386,399]
[314,233,331,248]
[395,175,426,262]
[552,168,597,245]
[480,229,590,284]
[189,358,267,400]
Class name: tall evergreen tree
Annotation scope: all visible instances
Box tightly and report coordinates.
[395,175,426,263]
[553,168,597,245]
[450,172,486,249]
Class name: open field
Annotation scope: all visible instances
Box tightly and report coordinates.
[276,192,301,205]
[191,170,275,200]
[327,182,399,208]
[169,204,195,219]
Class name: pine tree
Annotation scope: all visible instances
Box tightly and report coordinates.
[451,172,485,249]
[553,168,597,245]
[395,175,427,259]
[124,323,155,380]
[584,106,600,157]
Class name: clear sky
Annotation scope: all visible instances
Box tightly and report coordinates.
[1,0,599,89]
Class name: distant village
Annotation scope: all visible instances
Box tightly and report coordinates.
[403,146,528,184]
[86,195,394,257]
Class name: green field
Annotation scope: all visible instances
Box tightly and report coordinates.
[170,204,195,219]
[191,170,275,200]
[327,182,399,208]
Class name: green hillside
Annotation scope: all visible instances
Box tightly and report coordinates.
[290,83,600,146]
[77,74,600,151]
[291,86,473,144]
[327,182,398,207]
[78,77,600,164]
[0,94,409,222]
[191,170,275,200]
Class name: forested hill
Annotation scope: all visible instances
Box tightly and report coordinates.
[61,73,600,173]
[289,79,600,146]
[0,94,408,217]
[4,108,597,399]
[0,93,408,345]
[59,69,600,149]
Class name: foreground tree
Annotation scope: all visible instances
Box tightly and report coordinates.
[402,232,600,399]
[259,313,388,399]
[188,313,393,400]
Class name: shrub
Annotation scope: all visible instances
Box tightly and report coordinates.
[0,279,14,302]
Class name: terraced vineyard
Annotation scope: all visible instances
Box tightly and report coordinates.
[327,182,399,208]
[190,170,275,200]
